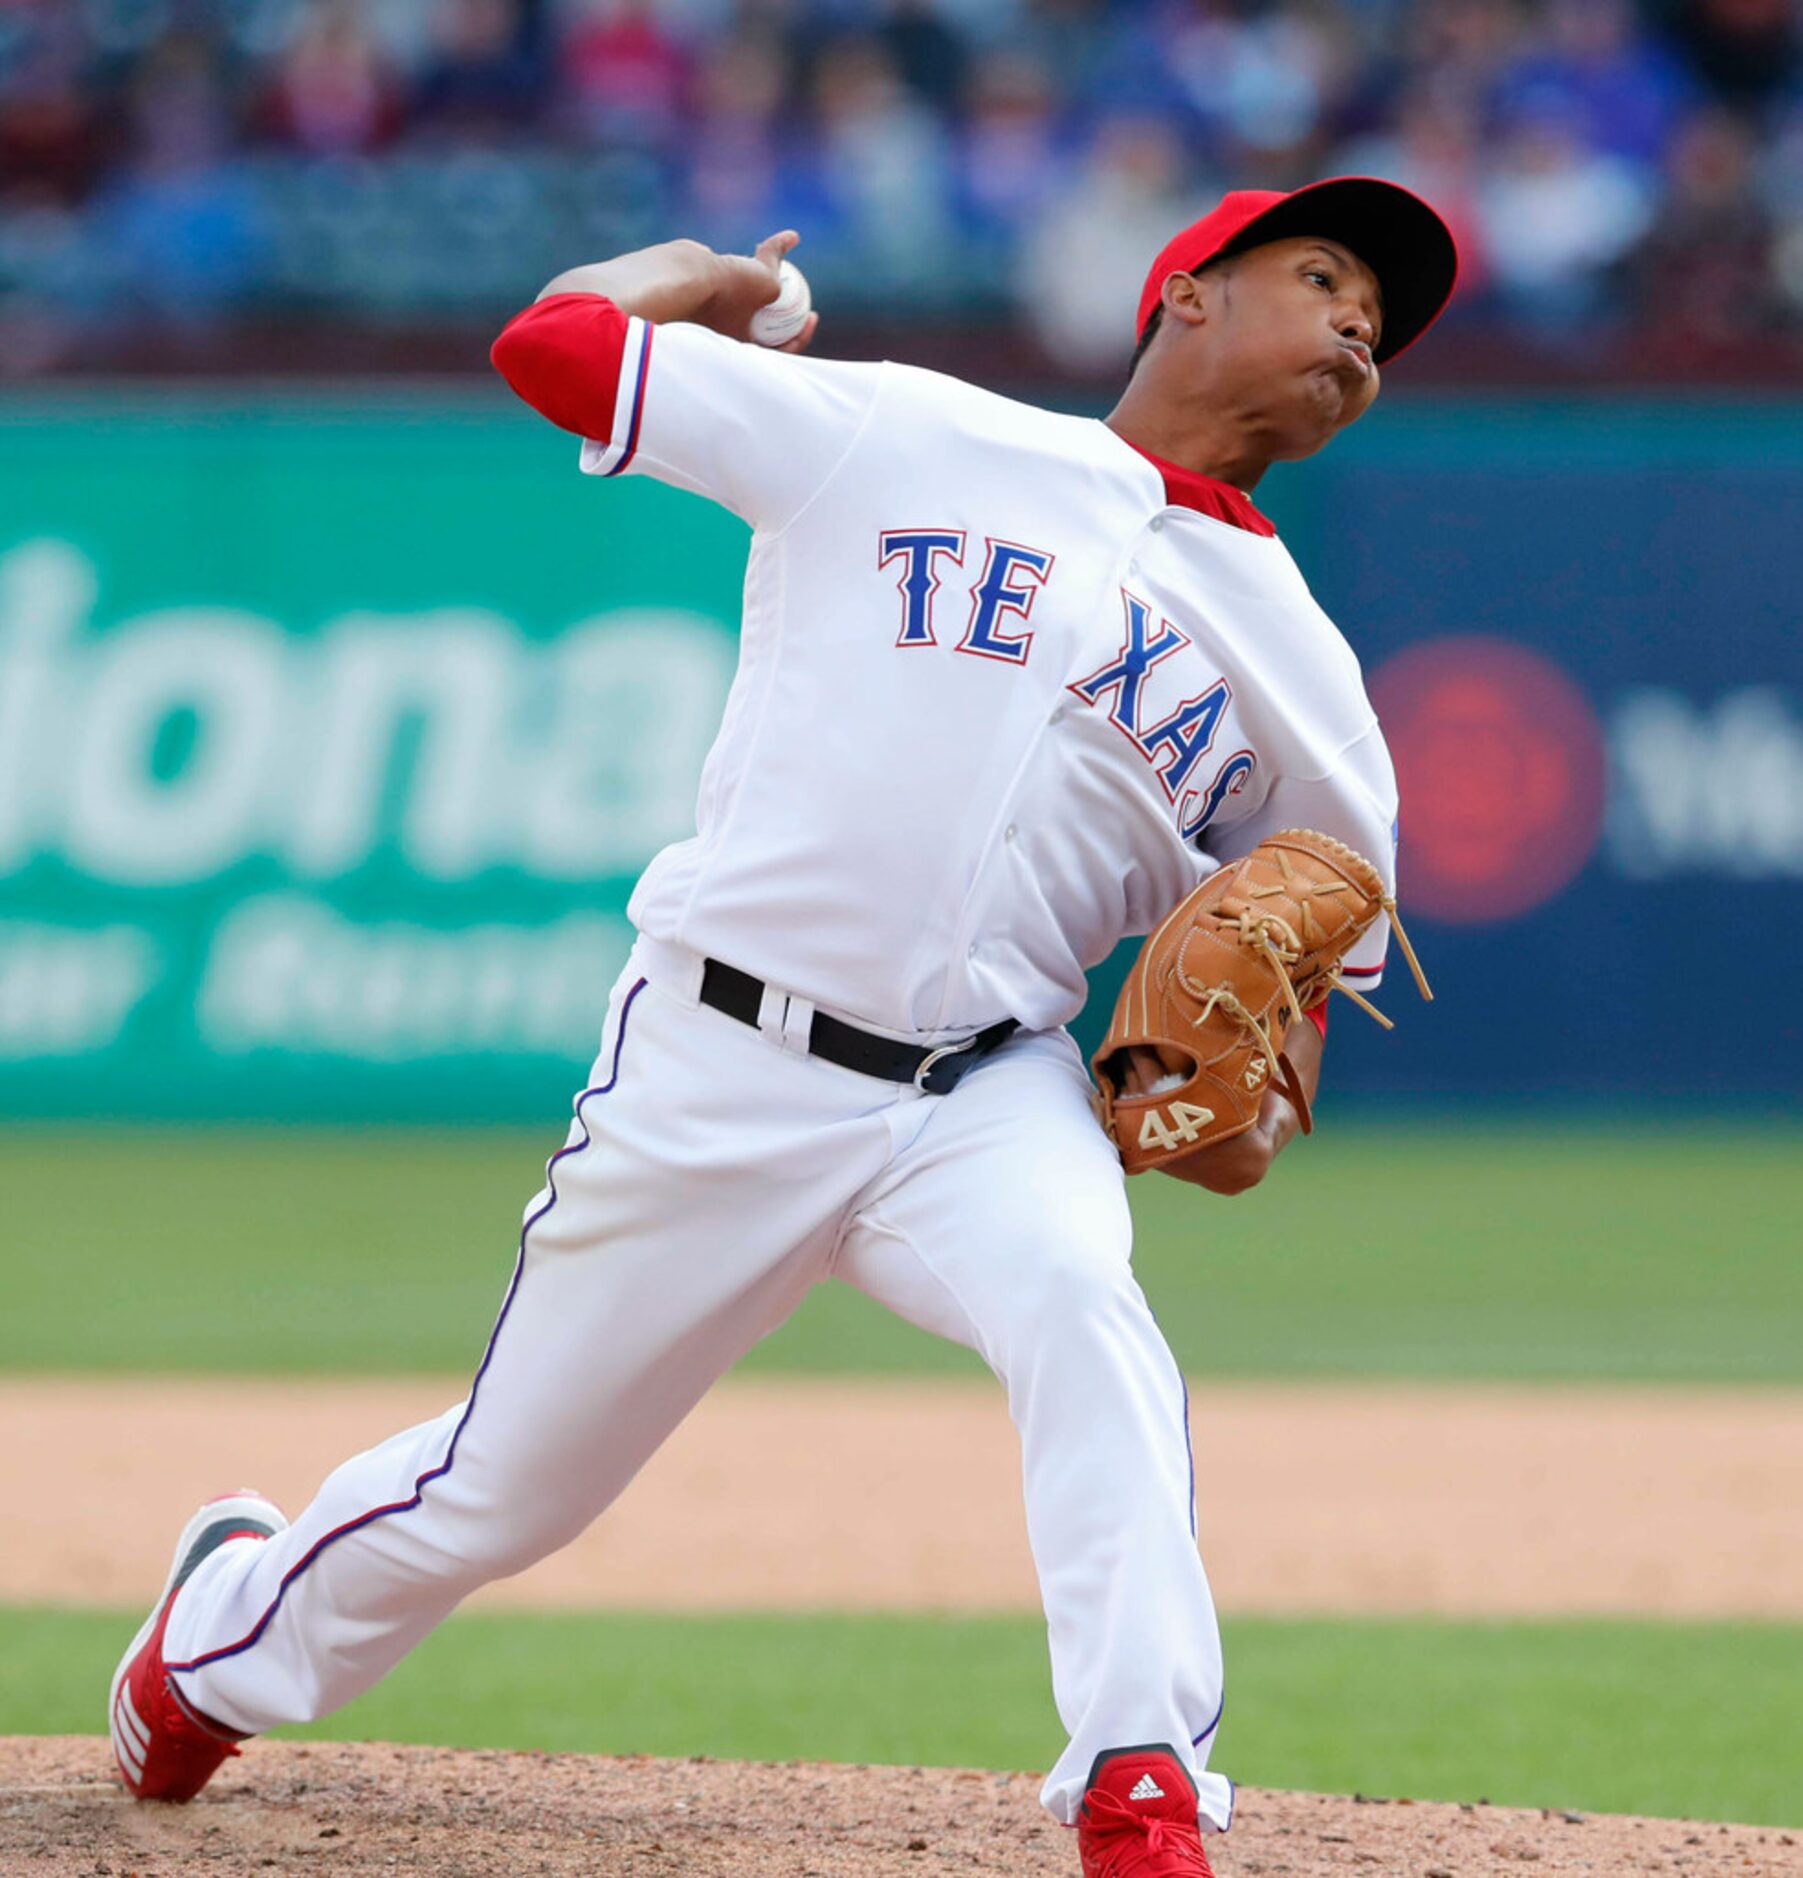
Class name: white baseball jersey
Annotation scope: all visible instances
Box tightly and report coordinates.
[575,304,1399,1038]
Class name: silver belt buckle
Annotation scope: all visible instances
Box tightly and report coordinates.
[913,1038,976,1094]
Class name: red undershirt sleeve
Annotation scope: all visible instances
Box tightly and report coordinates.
[489,291,881,532]
[490,293,629,440]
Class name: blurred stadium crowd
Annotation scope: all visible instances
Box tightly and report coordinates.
[2,0,1800,379]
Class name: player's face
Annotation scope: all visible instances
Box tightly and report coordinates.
[1201,236,1384,457]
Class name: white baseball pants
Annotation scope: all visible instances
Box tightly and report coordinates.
[163,936,1234,1832]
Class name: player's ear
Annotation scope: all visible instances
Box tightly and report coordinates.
[1160,269,1210,332]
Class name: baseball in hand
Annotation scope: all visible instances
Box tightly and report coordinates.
[749,259,812,347]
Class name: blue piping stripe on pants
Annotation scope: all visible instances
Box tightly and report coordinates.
[167,977,649,1679]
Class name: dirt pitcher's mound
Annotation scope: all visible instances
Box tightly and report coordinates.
[3,1740,1800,1878]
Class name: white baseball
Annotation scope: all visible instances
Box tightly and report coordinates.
[749,259,812,347]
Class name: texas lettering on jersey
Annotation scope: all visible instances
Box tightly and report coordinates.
[1071,589,1256,843]
[878,529,1255,844]
[877,529,1054,664]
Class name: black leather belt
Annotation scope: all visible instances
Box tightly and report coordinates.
[699,958,1018,1096]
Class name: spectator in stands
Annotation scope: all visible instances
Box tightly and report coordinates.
[1625,106,1779,336]
[1165,1,1356,177]
[1338,84,1491,305]
[956,48,1069,254]
[1069,5,1194,136]
[1766,96,1803,323]
[563,0,689,149]
[1403,0,1533,121]
[3,0,1802,376]
[1476,98,1654,332]
[1661,0,1799,115]
[685,27,792,249]
[1021,109,1195,371]
[0,2,107,205]
[94,33,269,332]
[799,34,958,295]
[410,0,547,142]
[1493,0,1693,168]
[259,2,406,156]
[879,0,969,114]
[1012,0,1112,100]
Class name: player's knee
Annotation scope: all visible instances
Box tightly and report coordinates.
[1014,1219,1137,1340]
[425,1481,581,1586]
[456,1528,544,1583]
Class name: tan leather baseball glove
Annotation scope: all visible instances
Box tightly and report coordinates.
[1092,829,1431,1176]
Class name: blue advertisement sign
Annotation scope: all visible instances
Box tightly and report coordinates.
[1287,402,1803,1102]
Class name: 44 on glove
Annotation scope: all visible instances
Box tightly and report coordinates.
[1092,828,1431,1176]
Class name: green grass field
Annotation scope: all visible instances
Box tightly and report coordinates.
[5,1123,1799,1829]
[4,1123,1800,1383]
[7,1606,1800,1827]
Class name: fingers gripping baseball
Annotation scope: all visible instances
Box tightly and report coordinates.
[710,230,818,353]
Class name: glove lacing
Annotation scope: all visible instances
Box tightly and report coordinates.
[1179,891,1431,1058]
[1320,894,1434,1030]
[1245,833,1436,1026]
[1176,975,1286,1087]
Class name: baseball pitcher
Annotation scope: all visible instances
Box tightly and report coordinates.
[110,177,1455,1878]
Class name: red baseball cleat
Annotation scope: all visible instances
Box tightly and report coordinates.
[108,1490,286,1801]
[1078,1744,1216,1878]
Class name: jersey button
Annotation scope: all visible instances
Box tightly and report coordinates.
[1150,515,1166,532]
[1004,824,1018,842]
[1128,559,1141,576]
[967,942,980,960]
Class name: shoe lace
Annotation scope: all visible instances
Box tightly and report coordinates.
[1084,1790,1214,1877]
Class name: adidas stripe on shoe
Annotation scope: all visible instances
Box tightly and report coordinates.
[109,1490,286,1802]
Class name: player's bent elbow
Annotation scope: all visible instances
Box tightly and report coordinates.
[488,321,568,425]
[490,296,628,438]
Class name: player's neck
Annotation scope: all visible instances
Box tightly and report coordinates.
[1103,387,1275,494]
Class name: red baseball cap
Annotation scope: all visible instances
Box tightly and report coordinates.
[1136,176,1459,365]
